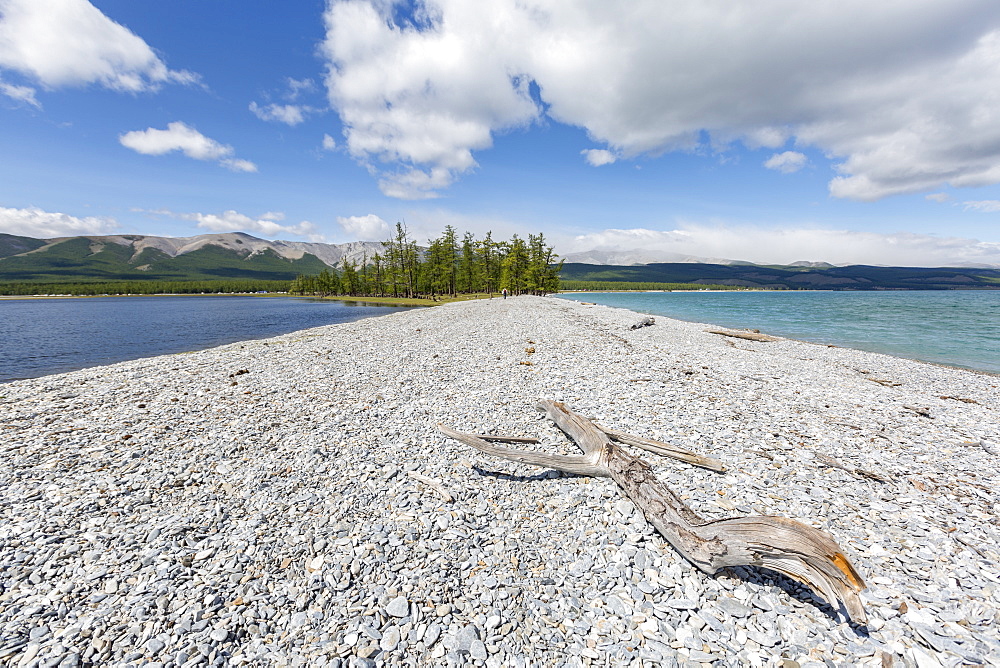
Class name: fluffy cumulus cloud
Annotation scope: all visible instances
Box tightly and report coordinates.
[320,0,540,199]
[581,149,617,167]
[321,0,1000,201]
[0,205,118,237]
[336,214,391,240]
[565,225,1000,267]
[180,210,323,241]
[764,151,808,174]
[119,122,257,172]
[0,0,195,102]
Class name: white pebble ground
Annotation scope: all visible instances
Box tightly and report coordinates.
[1,296,998,667]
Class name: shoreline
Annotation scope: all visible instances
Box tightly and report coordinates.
[1,296,997,666]
[555,291,1000,376]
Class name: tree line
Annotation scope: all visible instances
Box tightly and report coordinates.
[289,224,562,298]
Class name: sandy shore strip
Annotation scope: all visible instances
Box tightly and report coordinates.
[1,296,998,667]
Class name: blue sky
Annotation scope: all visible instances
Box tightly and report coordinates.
[2,0,1000,266]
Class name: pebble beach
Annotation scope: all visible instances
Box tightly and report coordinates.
[1,295,998,667]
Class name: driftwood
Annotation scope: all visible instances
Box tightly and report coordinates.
[439,400,867,623]
[706,329,778,342]
[407,471,454,502]
[593,423,727,473]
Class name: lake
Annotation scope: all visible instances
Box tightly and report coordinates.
[556,290,1000,374]
[0,295,412,383]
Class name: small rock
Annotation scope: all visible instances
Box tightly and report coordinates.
[469,639,488,660]
[380,627,400,652]
[385,596,409,618]
[357,644,379,659]
[717,598,753,618]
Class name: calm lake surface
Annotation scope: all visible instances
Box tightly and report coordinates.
[557,290,1000,374]
[0,295,412,383]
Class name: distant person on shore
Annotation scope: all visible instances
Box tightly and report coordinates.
[502,288,508,299]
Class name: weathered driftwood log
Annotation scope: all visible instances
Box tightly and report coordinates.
[439,400,867,623]
[593,423,727,473]
[707,329,778,342]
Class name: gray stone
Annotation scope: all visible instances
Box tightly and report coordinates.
[385,596,409,618]
[379,627,400,652]
[717,598,753,618]
[469,639,488,660]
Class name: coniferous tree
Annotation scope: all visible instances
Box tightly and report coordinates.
[288,225,560,298]
[459,231,477,293]
[500,235,529,295]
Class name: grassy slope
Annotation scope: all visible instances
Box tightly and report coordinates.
[0,233,48,259]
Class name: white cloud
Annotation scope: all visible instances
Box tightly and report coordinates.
[119,122,257,172]
[764,151,807,174]
[0,0,196,93]
[322,133,337,151]
[582,149,617,167]
[926,193,952,203]
[377,167,452,200]
[249,101,314,126]
[336,214,391,240]
[321,0,1000,201]
[963,200,1000,212]
[220,158,258,173]
[320,0,539,199]
[0,205,118,237]
[0,75,39,107]
[565,224,1000,267]
[179,210,323,241]
[286,78,316,98]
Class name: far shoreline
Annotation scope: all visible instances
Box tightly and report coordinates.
[553,290,1000,377]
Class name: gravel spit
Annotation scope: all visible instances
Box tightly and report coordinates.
[1,296,998,667]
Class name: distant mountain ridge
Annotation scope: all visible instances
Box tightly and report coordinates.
[0,232,386,283]
[560,248,1000,269]
[560,262,1000,290]
[560,249,746,265]
[2,231,999,289]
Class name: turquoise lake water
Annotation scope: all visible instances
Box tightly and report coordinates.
[556,290,1000,374]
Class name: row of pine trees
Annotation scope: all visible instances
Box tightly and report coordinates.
[289,224,562,298]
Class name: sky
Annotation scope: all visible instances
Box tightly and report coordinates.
[2,0,1000,266]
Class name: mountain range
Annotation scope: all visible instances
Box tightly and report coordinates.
[1,232,998,290]
[0,232,385,283]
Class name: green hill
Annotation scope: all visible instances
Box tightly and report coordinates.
[0,236,330,283]
[0,233,47,259]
